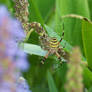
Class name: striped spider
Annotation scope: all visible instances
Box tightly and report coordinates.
[30,22,68,64]
[41,33,65,64]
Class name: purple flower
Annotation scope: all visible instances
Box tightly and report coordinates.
[16,77,32,92]
[15,50,29,71]
[0,6,31,92]
[0,5,29,71]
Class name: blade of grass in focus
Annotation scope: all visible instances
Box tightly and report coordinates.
[82,20,92,70]
[47,70,58,92]
[83,67,92,89]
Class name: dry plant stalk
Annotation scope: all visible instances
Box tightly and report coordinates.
[65,47,83,92]
[14,0,29,33]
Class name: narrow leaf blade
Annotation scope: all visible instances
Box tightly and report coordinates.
[20,43,47,56]
[82,20,92,69]
[47,70,58,92]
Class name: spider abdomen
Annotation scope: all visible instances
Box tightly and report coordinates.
[49,38,59,48]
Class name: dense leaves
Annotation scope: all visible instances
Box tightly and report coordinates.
[1,0,92,92]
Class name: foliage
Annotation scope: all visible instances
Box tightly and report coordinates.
[1,0,92,92]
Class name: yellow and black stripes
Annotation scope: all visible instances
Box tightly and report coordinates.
[30,22,47,37]
[49,37,59,48]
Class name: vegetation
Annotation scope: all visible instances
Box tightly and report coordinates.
[0,0,92,92]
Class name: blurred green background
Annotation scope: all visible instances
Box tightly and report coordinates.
[1,0,92,92]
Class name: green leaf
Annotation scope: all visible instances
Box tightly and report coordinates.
[29,0,44,24]
[83,67,92,89]
[47,70,58,92]
[35,0,55,22]
[88,0,92,20]
[20,43,47,56]
[88,87,92,92]
[55,0,90,54]
[32,86,49,92]
[82,20,92,69]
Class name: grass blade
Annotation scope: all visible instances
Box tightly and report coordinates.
[82,20,92,69]
[47,70,58,92]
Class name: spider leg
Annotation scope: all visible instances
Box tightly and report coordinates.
[41,50,51,64]
[58,47,65,56]
[59,23,64,43]
[55,51,62,64]
[58,47,69,61]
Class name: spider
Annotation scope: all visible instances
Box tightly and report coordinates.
[30,22,49,50]
[41,31,66,64]
[30,22,68,64]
